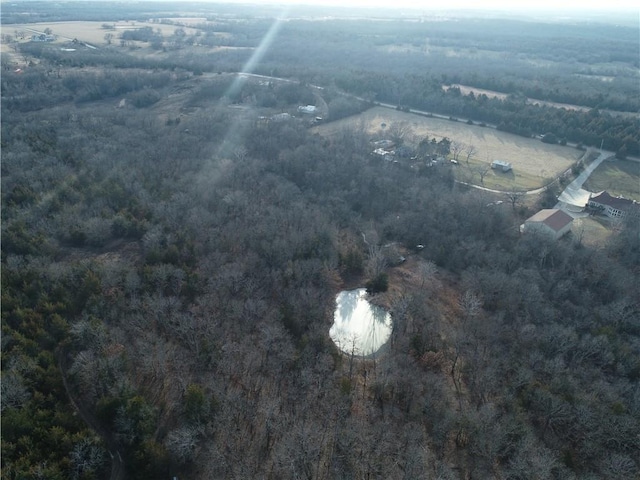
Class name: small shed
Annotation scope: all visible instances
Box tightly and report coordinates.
[491,160,512,172]
[297,105,317,115]
[522,209,573,240]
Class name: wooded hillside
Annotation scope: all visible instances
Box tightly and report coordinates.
[2,4,639,479]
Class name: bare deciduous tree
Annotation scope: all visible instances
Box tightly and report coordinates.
[451,141,465,162]
[474,164,492,185]
[388,121,412,147]
[464,144,477,166]
[165,426,200,464]
[418,260,438,289]
[70,437,107,480]
[505,190,526,211]
[366,244,387,278]
[459,290,482,320]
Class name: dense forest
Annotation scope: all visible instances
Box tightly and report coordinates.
[2,3,640,479]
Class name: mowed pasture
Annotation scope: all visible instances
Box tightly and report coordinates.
[313,106,581,191]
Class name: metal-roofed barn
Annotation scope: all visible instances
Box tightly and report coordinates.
[522,209,573,240]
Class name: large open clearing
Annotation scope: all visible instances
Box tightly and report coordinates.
[4,21,200,46]
[444,84,591,112]
[444,84,635,118]
[313,106,582,191]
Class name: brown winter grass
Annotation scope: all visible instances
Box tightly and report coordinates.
[456,158,550,191]
[583,159,640,201]
[7,21,200,46]
[444,84,591,112]
[571,217,614,247]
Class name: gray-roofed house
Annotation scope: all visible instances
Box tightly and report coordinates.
[522,209,573,240]
[588,191,640,219]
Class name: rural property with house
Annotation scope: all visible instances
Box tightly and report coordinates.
[2,2,638,479]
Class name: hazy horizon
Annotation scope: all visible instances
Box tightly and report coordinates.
[178,0,638,12]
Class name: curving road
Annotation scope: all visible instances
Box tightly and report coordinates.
[554,150,612,216]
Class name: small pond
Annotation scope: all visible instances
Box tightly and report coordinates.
[329,288,392,357]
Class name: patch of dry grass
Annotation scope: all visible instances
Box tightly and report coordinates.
[572,216,614,247]
[455,158,551,191]
[446,84,591,112]
[583,159,640,201]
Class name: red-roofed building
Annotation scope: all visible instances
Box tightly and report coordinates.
[588,191,640,219]
[522,209,573,240]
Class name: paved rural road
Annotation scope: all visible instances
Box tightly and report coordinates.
[553,150,612,215]
[562,150,611,192]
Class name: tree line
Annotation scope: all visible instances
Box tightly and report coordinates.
[11,37,638,157]
[335,72,640,156]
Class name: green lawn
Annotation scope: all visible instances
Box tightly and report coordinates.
[583,159,640,201]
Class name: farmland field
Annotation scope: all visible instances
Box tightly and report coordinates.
[4,21,200,46]
[443,84,635,118]
[583,159,640,201]
[444,84,594,112]
[312,106,582,191]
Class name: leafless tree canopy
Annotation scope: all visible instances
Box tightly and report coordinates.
[2,6,639,480]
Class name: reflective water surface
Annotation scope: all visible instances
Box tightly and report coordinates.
[329,289,392,356]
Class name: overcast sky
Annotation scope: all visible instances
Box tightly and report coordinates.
[218,0,638,11]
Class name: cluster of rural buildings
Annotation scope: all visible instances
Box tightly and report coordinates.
[258,105,323,125]
[30,34,55,42]
[522,190,638,241]
[370,139,444,167]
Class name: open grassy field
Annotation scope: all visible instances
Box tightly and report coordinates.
[444,84,593,113]
[443,83,635,118]
[312,106,581,191]
[583,159,640,201]
[5,21,200,46]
